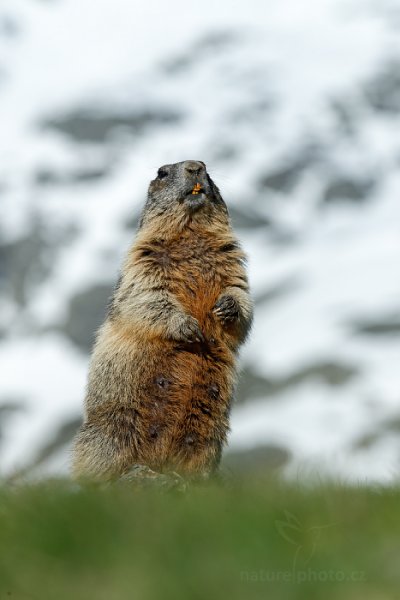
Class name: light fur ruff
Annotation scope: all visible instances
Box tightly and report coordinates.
[71,160,253,481]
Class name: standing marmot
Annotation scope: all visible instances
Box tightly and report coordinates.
[72,160,253,481]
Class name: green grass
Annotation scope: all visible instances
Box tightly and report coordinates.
[0,477,399,600]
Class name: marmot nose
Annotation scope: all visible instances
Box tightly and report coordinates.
[184,160,205,176]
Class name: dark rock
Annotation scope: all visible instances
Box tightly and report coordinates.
[222,444,291,475]
[254,277,300,306]
[0,399,26,443]
[353,430,379,450]
[0,14,19,37]
[34,165,111,187]
[351,314,400,337]
[162,30,237,74]
[260,162,303,193]
[229,205,270,230]
[330,98,357,137]
[353,414,400,450]
[210,145,239,162]
[236,368,279,402]
[237,360,359,403]
[41,108,183,144]
[259,147,317,193]
[288,361,358,387]
[28,416,82,469]
[0,224,51,305]
[323,177,374,204]
[195,30,238,51]
[364,61,400,113]
[60,284,113,352]
[162,54,194,75]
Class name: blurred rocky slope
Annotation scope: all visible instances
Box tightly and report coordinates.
[0,0,399,481]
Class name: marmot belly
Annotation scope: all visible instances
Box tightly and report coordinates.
[87,313,235,474]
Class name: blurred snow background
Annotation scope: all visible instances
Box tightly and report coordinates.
[0,0,399,482]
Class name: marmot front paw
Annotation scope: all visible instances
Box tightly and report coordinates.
[172,315,205,343]
[213,295,241,324]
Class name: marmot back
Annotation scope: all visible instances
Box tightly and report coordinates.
[72,160,253,481]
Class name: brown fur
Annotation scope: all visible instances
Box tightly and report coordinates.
[71,161,253,481]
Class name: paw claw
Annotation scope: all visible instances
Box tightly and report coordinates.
[177,315,204,343]
[213,295,241,324]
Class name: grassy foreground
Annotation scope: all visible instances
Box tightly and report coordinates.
[0,477,399,600]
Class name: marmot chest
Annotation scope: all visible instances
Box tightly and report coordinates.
[157,239,226,317]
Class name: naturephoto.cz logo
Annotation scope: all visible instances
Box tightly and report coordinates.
[240,510,366,584]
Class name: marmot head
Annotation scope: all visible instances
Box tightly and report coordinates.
[140,160,229,228]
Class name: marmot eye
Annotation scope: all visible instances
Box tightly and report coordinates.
[157,168,168,179]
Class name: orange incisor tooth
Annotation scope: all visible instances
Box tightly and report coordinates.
[192,183,202,195]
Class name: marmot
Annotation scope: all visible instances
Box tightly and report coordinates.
[72,160,253,481]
